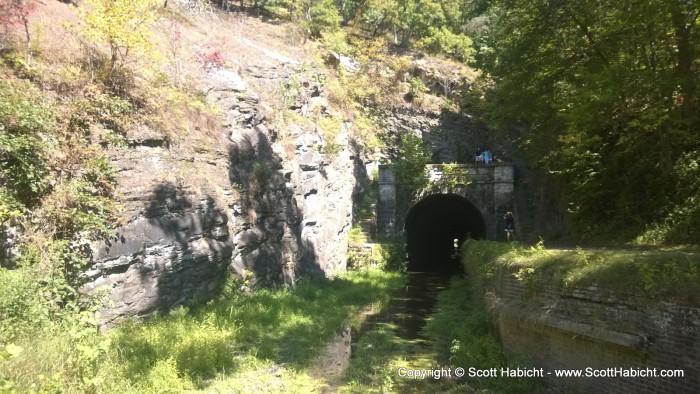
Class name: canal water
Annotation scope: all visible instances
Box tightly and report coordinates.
[354,271,454,343]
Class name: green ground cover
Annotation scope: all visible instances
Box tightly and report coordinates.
[339,276,540,393]
[0,268,402,393]
[463,240,700,303]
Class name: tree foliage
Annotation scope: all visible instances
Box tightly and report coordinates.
[261,0,486,61]
[78,0,160,76]
[393,132,431,199]
[479,0,700,242]
[416,25,475,62]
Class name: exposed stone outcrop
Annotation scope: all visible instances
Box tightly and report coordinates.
[84,53,358,325]
[0,221,21,267]
[377,106,502,164]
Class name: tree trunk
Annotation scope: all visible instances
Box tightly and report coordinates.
[671,5,697,122]
[21,14,31,65]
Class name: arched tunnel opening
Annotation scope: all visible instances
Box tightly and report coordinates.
[404,193,486,273]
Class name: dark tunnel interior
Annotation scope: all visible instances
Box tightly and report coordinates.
[404,194,486,273]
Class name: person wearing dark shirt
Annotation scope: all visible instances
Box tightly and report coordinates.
[504,211,515,241]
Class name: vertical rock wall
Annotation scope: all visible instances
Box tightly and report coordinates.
[378,107,499,164]
[84,62,359,326]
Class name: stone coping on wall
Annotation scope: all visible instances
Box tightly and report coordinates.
[482,270,700,393]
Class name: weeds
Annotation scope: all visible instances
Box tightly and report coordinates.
[423,277,541,393]
[348,243,404,271]
[462,240,700,302]
[0,268,402,392]
[339,323,408,393]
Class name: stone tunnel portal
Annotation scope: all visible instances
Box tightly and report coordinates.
[404,194,486,273]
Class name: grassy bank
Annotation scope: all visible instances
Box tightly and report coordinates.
[422,277,541,393]
[1,268,403,393]
[463,240,700,303]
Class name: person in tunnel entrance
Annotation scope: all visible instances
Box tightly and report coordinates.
[504,211,515,241]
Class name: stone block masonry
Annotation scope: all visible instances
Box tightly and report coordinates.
[485,271,700,393]
[377,165,397,238]
[377,163,514,239]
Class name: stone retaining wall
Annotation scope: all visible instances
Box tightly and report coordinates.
[486,271,700,393]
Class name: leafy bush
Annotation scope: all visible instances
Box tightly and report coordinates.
[0,79,53,211]
[0,78,55,135]
[427,162,471,192]
[304,0,342,38]
[393,132,430,200]
[0,266,54,341]
[0,192,23,221]
[416,26,475,62]
[408,76,427,103]
[69,87,134,135]
[0,133,48,210]
[636,152,700,245]
[317,113,344,141]
[321,28,351,55]
[41,167,119,239]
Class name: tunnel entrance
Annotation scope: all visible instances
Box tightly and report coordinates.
[404,193,486,273]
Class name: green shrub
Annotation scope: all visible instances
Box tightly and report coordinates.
[69,87,134,135]
[305,0,343,38]
[0,192,24,221]
[321,29,351,55]
[0,133,48,207]
[0,79,54,210]
[41,175,118,240]
[636,151,700,245]
[408,77,427,103]
[0,267,54,341]
[0,79,56,135]
[427,162,471,192]
[393,132,430,200]
[416,27,475,62]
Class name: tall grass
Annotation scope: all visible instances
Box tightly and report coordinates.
[0,268,403,392]
[422,277,542,393]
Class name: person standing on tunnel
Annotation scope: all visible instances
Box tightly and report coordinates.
[504,211,515,241]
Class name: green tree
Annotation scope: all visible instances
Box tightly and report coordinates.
[416,25,475,62]
[481,0,700,241]
[345,0,483,60]
[394,132,431,200]
[78,0,160,78]
[296,0,343,38]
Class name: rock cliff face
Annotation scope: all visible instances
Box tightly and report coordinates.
[78,23,521,326]
[84,48,359,326]
[0,222,21,267]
